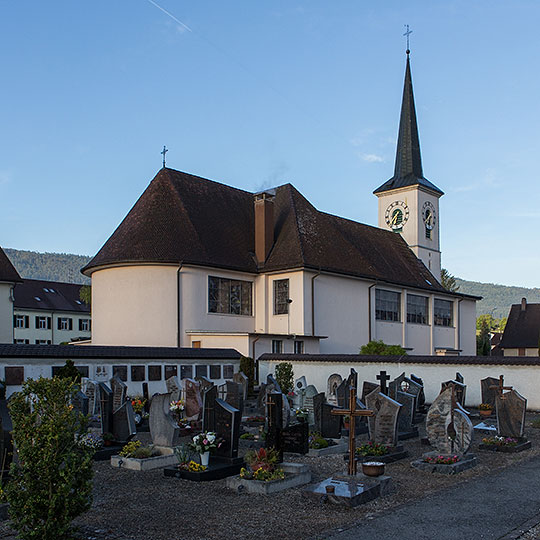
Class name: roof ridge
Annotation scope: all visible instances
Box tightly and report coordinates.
[163,167,255,196]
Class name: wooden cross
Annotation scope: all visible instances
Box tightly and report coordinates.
[490,375,513,399]
[161,145,168,168]
[331,387,374,476]
[377,371,390,395]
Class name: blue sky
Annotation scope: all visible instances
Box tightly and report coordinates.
[1,1,539,287]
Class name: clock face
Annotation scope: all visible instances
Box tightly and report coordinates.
[422,201,436,230]
[385,201,409,230]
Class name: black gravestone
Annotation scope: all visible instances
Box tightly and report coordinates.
[361,382,378,404]
[282,421,309,454]
[313,392,341,439]
[202,385,218,432]
[112,401,137,442]
[224,381,244,414]
[481,377,499,408]
[142,382,150,413]
[73,391,89,417]
[99,383,114,435]
[336,378,349,409]
[266,374,282,394]
[212,398,241,460]
[410,374,426,411]
[266,392,284,462]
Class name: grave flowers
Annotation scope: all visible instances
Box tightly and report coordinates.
[240,447,285,482]
[189,431,221,466]
[76,432,104,452]
[482,436,518,447]
[423,455,459,465]
[309,432,331,450]
[169,399,186,424]
[478,403,494,417]
[356,441,390,457]
[102,432,114,446]
[131,397,146,414]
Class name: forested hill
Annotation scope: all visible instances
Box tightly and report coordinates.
[5,249,91,285]
[3,249,540,317]
[455,278,540,318]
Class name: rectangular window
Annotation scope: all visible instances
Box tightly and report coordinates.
[272,340,283,353]
[35,339,50,345]
[375,289,401,322]
[79,319,90,332]
[518,347,526,356]
[76,366,89,378]
[191,341,201,348]
[113,365,128,382]
[273,279,290,315]
[434,299,453,327]
[223,365,234,380]
[407,294,429,325]
[196,365,208,378]
[209,365,221,380]
[14,315,27,329]
[148,365,162,381]
[5,366,24,386]
[14,339,29,344]
[57,317,73,331]
[131,365,145,382]
[180,365,193,380]
[36,316,48,329]
[165,365,178,379]
[294,340,304,354]
[208,276,252,316]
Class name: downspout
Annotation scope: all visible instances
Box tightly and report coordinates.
[177,265,183,348]
[311,269,321,336]
[368,282,377,342]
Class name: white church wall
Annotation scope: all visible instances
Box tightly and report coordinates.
[91,265,179,347]
[459,299,477,355]
[406,323,431,354]
[0,283,13,344]
[260,358,540,410]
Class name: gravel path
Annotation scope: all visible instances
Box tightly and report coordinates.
[2,415,540,539]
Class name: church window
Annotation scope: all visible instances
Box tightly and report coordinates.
[375,289,401,322]
[273,279,290,315]
[407,294,428,324]
[208,276,252,316]
[434,299,453,327]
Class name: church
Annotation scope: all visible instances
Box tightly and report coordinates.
[82,52,477,358]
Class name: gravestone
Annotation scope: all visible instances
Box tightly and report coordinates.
[395,390,416,435]
[361,381,378,404]
[149,392,182,448]
[282,421,309,454]
[481,377,500,408]
[112,401,137,442]
[98,383,114,435]
[496,389,527,439]
[195,376,213,395]
[304,385,318,425]
[410,374,426,411]
[365,389,401,447]
[84,379,99,416]
[390,373,421,412]
[266,374,282,394]
[224,381,244,414]
[233,372,249,400]
[346,369,358,393]
[184,379,202,419]
[335,378,349,409]
[110,375,128,413]
[165,376,181,402]
[313,392,341,439]
[266,392,284,461]
[202,384,218,431]
[426,387,473,454]
[256,382,268,413]
[455,372,464,384]
[441,379,467,407]
[72,391,89,417]
[326,374,343,405]
[376,371,391,396]
[205,395,241,460]
[142,383,150,412]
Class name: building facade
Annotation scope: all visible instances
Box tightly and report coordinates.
[12,279,91,345]
[499,298,540,356]
[83,53,478,357]
[0,246,22,344]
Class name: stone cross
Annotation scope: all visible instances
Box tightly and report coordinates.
[490,375,513,399]
[376,371,390,395]
[331,387,374,476]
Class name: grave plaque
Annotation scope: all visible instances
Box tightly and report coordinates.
[112,401,137,442]
[180,365,193,380]
[148,365,162,381]
[184,379,202,419]
[496,389,527,439]
[112,365,128,382]
[295,376,308,392]
[165,376,181,402]
[365,389,401,447]
[326,374,343,405]
[282,421,309,454]
[314,392,341,439]
[481,377,500,408]
[395,390,415,434]
[149,392,181,448]
[110,375,127,413]
[84,379,99,416]
[209,365,221,380]
[266,374,282,394]
[131,365,145,382]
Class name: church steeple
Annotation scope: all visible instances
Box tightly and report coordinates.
[374,52,443,196]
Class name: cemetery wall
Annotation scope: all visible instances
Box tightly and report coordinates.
[259,356,540,409]
[0,283,13,344]
[91,265,179,347]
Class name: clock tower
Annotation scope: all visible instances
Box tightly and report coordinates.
[374,50,443,281]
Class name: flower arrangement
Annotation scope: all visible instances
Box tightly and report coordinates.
[423,455,459,465]
[179,460,207,473]
[244,447,279,472]
[240,467,285,482]
[309,432,329,450]
[119,440,141,457]
[76,432,103,451]
[294,407,309,419]
[356,441,390,457]
[188,431,221,454]
[130,396,146,414]
[102,432,114,445]
[482,436,518,447]
[478,403,493,411]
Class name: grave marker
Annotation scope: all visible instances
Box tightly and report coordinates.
[365,389,401,447]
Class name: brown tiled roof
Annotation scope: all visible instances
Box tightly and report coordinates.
[82,168,475,298]
[500,303,540,349]
[0,246,21,283]
[13,279,90,313]
[260,353,540,366]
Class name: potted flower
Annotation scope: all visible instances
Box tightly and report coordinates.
[169,399,186,425]
[102,432,114,447]
[188,431,221,466]
[343,415,350,430]
[478,403,493,418]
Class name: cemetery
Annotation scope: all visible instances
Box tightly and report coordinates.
[1,364,540,539]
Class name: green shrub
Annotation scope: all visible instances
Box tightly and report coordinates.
[54,359,82,383]
[359,340,407,356]
[6,377,94,540]
[132,446,153,459]
[239,356,255,393]
[275,362,294,394]
[119,440,141,457]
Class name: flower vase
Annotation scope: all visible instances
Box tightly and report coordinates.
[200,451,210,467]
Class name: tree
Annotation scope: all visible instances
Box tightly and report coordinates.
[54,359,82,383]
[476,314,507,332]
[79,285,91,307]
[440,268,460,292]
[6,377,94,540]
[275,362,294,394]
[359,340,407,356]
[239,356,255,394]
[476,318,490,356]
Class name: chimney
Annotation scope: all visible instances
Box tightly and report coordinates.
[254,192,275,265]
[521,297,527,311]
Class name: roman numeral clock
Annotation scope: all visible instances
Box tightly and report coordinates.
[385,200,409,232]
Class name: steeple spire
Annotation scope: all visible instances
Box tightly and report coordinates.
[374,52,443,196]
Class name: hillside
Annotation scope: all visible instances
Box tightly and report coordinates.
[5,249,91,285]
[3,248,540,317]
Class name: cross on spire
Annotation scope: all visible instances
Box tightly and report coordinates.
[403,24,412,54]
[331,387,374,476]
[161,145,168,168]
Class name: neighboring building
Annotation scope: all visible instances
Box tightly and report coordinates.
[12,279,91,345]
[82,52,478,357]
[0,246,22,344]
[499,298,540,357]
